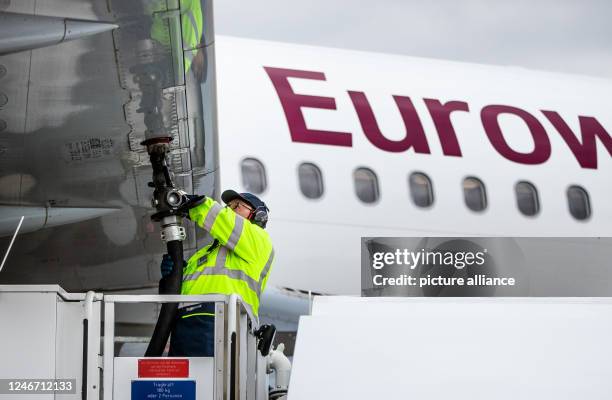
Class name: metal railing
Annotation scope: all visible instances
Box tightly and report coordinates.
[102,293,261,400]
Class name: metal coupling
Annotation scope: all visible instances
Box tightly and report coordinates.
[160,216,186,243]
[165,188,188,208]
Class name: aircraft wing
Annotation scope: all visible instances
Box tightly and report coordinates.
[0,0,219,291]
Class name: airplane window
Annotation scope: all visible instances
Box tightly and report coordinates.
[298,163,324,199]
[515,181,539,216]
[463,177,487,212]
[409,172,434,208]
[567,185,591,220]
[354,167,379,204]
[240,158,267,194]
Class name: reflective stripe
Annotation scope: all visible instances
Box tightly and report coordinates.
[182,247,259,294]
[223,268,258,294]
[257,248,275,294]
[203,203,223,231]
[185,10,201,47]
[183,267,208,282]
[216,246,228,268]
[182,312,214,319]
[183,267,259,294]
[226,216,244,250]
[183,246,225,282]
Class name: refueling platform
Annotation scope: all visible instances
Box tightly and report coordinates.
[0,285,291,400]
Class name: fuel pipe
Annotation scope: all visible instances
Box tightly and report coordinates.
[142,137,188,356]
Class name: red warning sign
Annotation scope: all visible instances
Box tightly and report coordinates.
[138,359,189,378]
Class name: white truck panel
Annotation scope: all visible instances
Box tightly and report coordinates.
[289,296,612,399]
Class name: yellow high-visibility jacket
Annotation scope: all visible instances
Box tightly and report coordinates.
[150,0,203,72]
[183,197,275,321]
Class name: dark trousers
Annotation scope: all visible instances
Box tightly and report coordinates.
[169,302,215,357]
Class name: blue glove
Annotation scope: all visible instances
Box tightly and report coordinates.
[160,254,174,278]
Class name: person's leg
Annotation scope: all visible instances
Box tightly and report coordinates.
[169,302,215,357]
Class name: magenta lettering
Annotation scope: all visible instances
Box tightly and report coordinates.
[264,66,610,169]
[542,111,612,169]
[424,99,469,157]
[348,91,430,153]
[263,67,352,147]
[481,105,551,164]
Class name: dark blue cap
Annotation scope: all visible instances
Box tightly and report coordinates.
[221,190,269,212]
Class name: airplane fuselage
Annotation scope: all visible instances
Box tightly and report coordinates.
[215,36,612,295]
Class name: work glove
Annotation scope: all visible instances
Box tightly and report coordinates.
[159,255,185,294]
[177,194,206,219]
[160,254,174,278]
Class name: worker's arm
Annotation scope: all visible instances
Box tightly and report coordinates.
[189,197,267,263]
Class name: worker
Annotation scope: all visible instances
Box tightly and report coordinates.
[159,190,274,356]
[150,0,206,80]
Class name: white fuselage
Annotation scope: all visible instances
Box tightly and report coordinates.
[214,36,612,295]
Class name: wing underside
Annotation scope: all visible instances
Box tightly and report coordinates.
[0,0,219,291]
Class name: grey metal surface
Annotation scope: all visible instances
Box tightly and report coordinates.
[64,18,118,42]
[0,0,219,292]
[0,12,117,54]
[0,205,118,236]
[259,287,309,332]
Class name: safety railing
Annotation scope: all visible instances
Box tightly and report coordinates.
[103,294,263,400]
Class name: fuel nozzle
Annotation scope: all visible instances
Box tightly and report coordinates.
[142,135,186,356]
[165,188,187,208]
[141,136,186,244]
[161,189,206,216]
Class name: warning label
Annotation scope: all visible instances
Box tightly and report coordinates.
[138,359,189,378]
[131,380,195,400]
[63,137,114,163]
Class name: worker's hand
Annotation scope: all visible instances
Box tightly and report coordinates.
[160,254,174,278]
[177,194,206,219]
